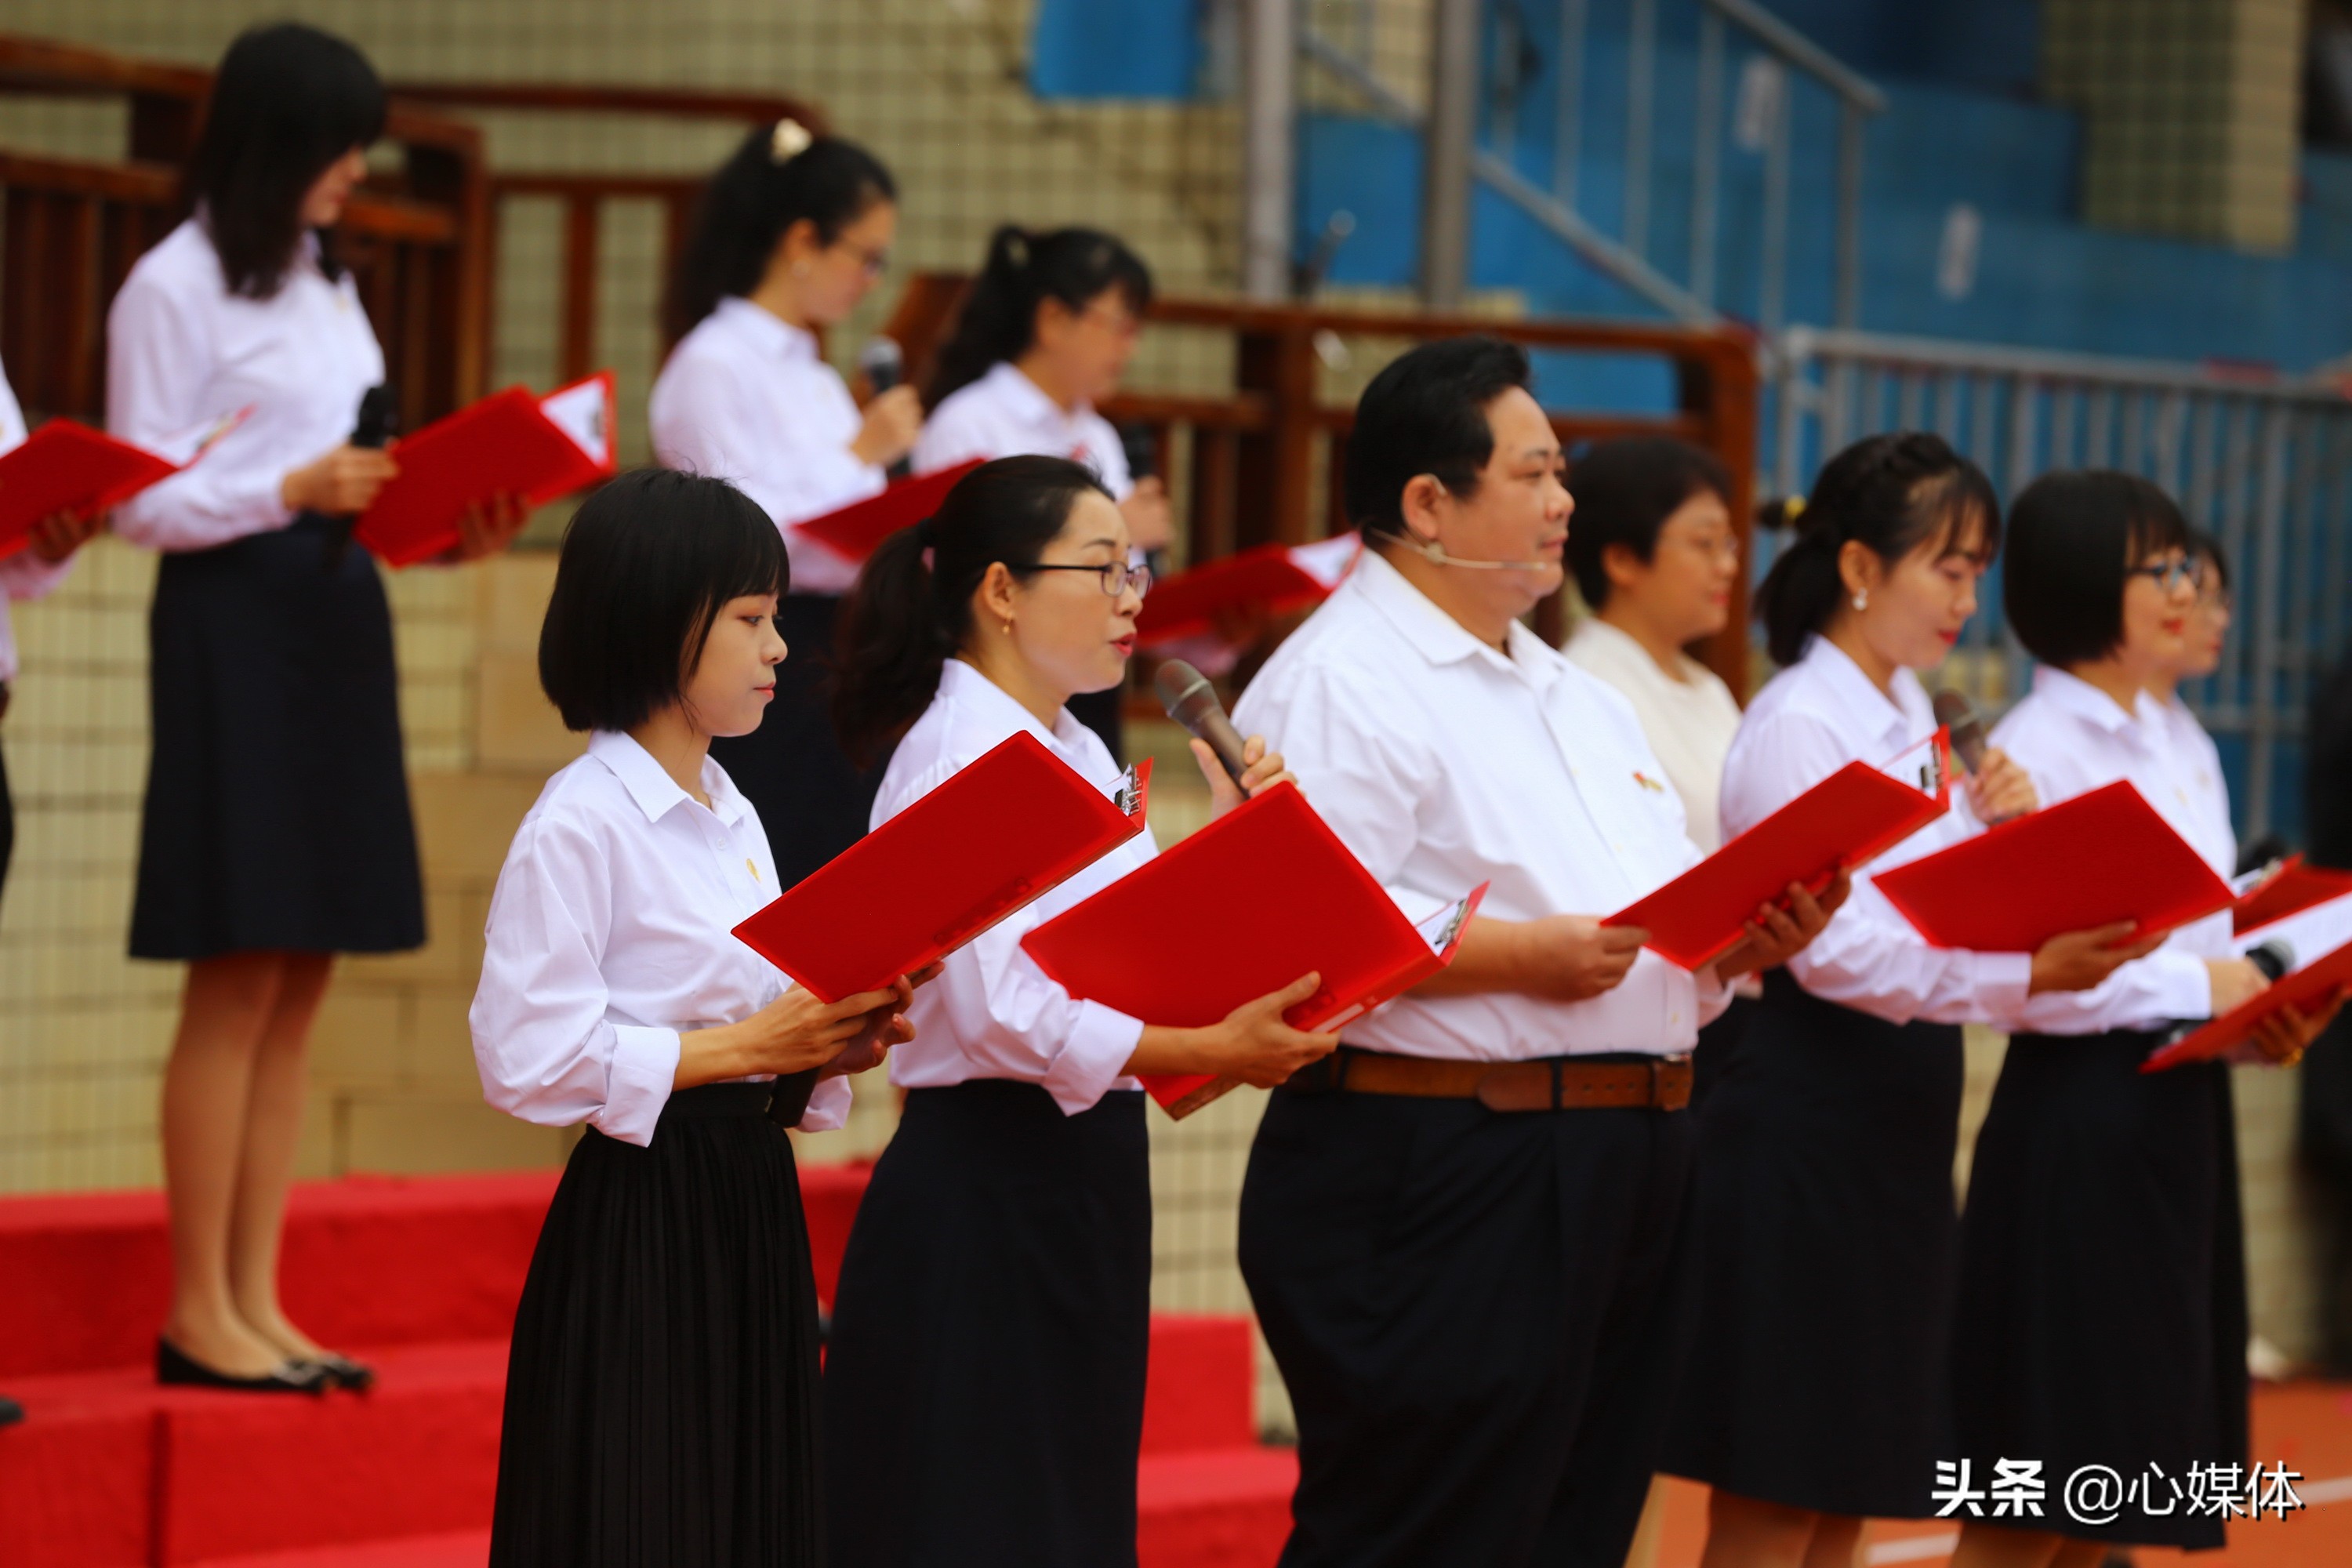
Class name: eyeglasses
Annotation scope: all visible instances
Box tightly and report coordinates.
[831,238,891,278]
[2129,557,2205,593]
[1663,528,1742,566]
[1025,560,1154,598]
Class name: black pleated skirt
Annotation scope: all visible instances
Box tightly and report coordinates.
[710,593,883,891]
[824,1080,1152,1568]
[129,516,423,960]
[1951,1030,2249,1550]
[490,1080,825,1568]
[1666,969,1965,1519]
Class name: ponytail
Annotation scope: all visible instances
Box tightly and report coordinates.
[833,455,1112,765]
[923,226,1153,408]
[665,122,896,342]
[1754,432,2000,668]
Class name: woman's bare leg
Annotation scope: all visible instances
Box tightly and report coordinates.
[227,951,335,1362]
[1699,1489,1828,1568]
[1802,1512,1864,1568]
[1950,1520,2069,1568]
[161,951,295,1375]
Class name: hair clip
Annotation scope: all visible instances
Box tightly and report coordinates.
[770,118,814,163]
[1784,495,1806,521]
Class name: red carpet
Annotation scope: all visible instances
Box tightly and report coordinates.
[0,1167,1293,1567]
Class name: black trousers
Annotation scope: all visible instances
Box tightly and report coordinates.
[710,594,884,891]
[1239,1073,1694,1568]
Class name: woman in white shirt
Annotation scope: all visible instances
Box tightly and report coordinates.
[1665,435,2166,1568]
[105,24,522,1396]
[821,456,1335,1567]
[1945,474,2328,1568]
[913,227,1171,759]
[473,469,914,1568]
[650,124,920,889]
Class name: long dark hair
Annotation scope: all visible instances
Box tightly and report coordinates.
[1754,431,2000,667]
[184,23,386,299]
[922,226,1153,408]
[664,122,896,342]
[833,456,1111,764]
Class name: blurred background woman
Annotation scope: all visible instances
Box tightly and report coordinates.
[106,22,522,1394]
[651,122,917,887]
[913,225,1170,758]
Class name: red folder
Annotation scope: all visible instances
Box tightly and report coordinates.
[1874,779,2235,952]
[732,730,1151,1001]
[0,412,245,557]
[1136,538,1359,647]
[1020,781,1486,1120]
[2141,937,2352,1072]
[1606,731,1953,971]
[796,459,985,563]
[2234,855,2352,937]
[353,372,617,567]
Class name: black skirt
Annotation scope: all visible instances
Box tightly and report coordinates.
[823,1080,1152,1568]
[710,593,884,891]
[1666,969,1965,1519]
[490,1079,825,1568]
[1951,1030,2249,1551]
[129,516,423,960]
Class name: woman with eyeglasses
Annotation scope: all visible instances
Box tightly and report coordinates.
[651,122,920,888]
[821,456,1338,1568]
[912,226,1168,759]
[1944,475,2339,1568]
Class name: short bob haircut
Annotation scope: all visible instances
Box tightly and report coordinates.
[1345,335,1534,542]
[2003,470,2192,670]
[186,24,387,299]
[539,469,788,733]
[1563,437,1733,608]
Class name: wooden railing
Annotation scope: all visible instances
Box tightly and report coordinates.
[886,273,1761,688]
[0,36,491,436]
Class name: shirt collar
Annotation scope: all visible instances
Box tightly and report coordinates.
[1801,635,1913,744]
[588,730,751,826]
[2031,664,2150,735]
[982,360,1086,430]
[714,296,818,365]
[935,657,1098,758]
[1352,547,1562,686]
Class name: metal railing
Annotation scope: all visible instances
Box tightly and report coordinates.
[1300,0,1884,328]
[1772,326,2352,840]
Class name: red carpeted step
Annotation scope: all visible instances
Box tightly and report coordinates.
[1136,1445,1298,1568]
[1140,1314,1257,1454]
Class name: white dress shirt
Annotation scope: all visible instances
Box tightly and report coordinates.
[649,297,885,597]
[876,658,1153,1113]
[106,220,384,554]
[470,730,851,1147]
[0,361,73,686]
[912,361,1134,500]
[1722,637,2038,1028]
[1986,666,2224,1030]
[1232,548,1727,1062]
[2155,690,2235,857]
[1566,615,1744,852]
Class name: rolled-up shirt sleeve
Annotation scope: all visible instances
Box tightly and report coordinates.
[470,815,680,1147]
[799,1074,855,1133]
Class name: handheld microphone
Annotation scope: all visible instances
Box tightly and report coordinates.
[1154,658,1250,787]
[325,383,396,569]
[1930,688,1990,775]
[1119,422,1170,581]
[858,336,911,479]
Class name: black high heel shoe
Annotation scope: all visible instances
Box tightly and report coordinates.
[303,1352,376,1392]
[156,1337,329,1394]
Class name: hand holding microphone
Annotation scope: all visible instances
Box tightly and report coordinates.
[1155,659,1294,816]
[853,336,921,477]
[1933,689,2035,824]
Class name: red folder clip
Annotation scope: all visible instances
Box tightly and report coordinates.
[1020,781,1486,1120]
[353,371,618,567]
[796,459,985,564]
[0,412,247,557]
[733,730,1152,1001]
[2142,937,2352,1072]
[1606,730,1954,971]
[1874,779,2235,952]
[2233,855,2352,937]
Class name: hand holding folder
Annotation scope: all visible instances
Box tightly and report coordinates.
[1020,781,1486,1119]
[2142,937,2352,1072]
[732,731,1151,1001]
[353,372,617,566]
[1873,779,2235,952]
[795,459,984,564]
[1606,731,1951,971]
[0,412,246,557]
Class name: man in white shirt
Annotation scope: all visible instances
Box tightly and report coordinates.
[1232,337,1835,1568]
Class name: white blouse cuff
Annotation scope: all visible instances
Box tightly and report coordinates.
[1973,951,2035,1022]
[1040,1000,1146,1116]
[2149,949,2219,1021]
[796,1074,855,1133]
[595,1024,683,1147]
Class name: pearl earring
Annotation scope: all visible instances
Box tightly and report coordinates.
[1853,589,1869,612]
